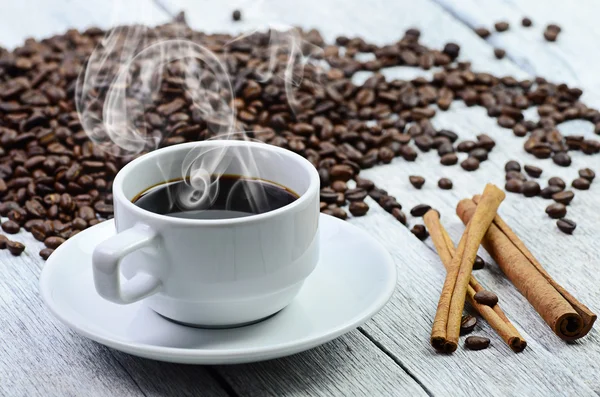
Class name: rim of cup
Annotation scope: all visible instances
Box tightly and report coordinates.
[113,141,320,226]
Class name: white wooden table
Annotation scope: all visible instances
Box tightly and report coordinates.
[2,1,600,396]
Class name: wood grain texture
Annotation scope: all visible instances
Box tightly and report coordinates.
[434,0,600,105]
[0,0,169,50]
[1,0,600,395]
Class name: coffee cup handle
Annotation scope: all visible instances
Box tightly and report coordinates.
[92,223,161,304]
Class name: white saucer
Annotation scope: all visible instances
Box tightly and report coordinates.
[39,214,396,364]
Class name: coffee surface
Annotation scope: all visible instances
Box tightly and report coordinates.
[133,175,298,219]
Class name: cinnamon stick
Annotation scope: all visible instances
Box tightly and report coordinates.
[424,210,527,352]
[430,184,505,352]
[457,196,596,341]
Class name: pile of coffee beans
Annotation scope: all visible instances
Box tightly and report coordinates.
[0,15,597,258]
[503,160,594,233]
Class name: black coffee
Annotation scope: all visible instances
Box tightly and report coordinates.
[133,174,298,219]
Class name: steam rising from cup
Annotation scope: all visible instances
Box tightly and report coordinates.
[75,16,323,214]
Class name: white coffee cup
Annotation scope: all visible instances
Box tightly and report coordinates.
[92,141,320,327]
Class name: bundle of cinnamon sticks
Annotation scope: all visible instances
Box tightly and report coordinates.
[426,183,596,353]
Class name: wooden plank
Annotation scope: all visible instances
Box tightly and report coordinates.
[0,245,144,396]
[434,0,600,105]
[352,205,597,396]
[0,0,169,50]
[160,0,600,395]
[217,333,430,397]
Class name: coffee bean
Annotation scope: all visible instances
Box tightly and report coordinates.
[346,188,368,202]
[331,180,347,192]
[465,336,490,351]
[44,236,66,249]
[409,176,425,189]
[469,148,488,162]
[524,165,542,178]
[504,160,521,172]
[320,188,338,204]
[368,188,387,202]
[473,255,485,270]
[410,204,432,217]
[39,248,54,260]
[579,168,595,181]
[391,208,407,225]
[552,152,571,167]
[349,201,369,217]
[541,185,563,199]
[379,196,402,212]
[461,157,480,171]
[495,21,510,32]
[522,181,541,197]
[438,178,453,190]
[440,153,458,166]
[330,164,354,181]
[330,207,347,220]
[6,240,25,256]
[2,220,20,234]
[546,203,567,219]
[572,178,591,190]
[355,177,375,191]
[411,224,429,240]
[232,9,242,21]
[473,290,498,306]
[457,141,477,153]
[460,315,477,335]
[0,235,8,249]
[552,190,574,205]
[443,42,460,59]
[494,48,506,59]
[505,179,523,193]
[548,177,566,190]
[557,219,577,235]
[475,27,491,38]
[522,17,533,27]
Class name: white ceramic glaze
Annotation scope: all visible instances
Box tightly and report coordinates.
[39,215,397,364]
[92,141,320,327]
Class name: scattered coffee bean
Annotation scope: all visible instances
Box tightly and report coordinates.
[552,190,574,205]
[469,148,488,162]
[473,255,485,270]
[522,17,533,27]
[507,171,526,181]
[494,48,506,59]
[524,165,542,178]
[461,157,480,171]
[544,24,561,42]
[546,203,567,219]
[438,178,453,190]
[440,153,458,166]
[557,219,577,235]
[0,235,8,249]
[349,201,369,217]
[522,181,541,197]
[541,185,563,199]
[505,179,524,193]
[475,27,491,38]
[392,208,407,225]
[232,9,242,21]
[460,315,477,335]
[6,240,25,256]
[552,152,571,167]
[494,21,510,32]
[504,160,521,172]
[579,168,595,181]
[39,248,54,260]
[473,290,498,307]
[548,177,566,190]
[572,178,591,190]
[2,220,20,234]
[410,204,432,217]
[465,336,491,351]
[409,176,425,189]
[411,224,429,240]
[355,177,375,191]
[44,236,66,249]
